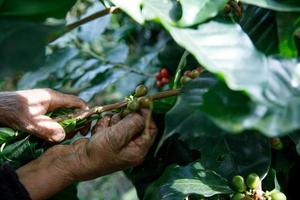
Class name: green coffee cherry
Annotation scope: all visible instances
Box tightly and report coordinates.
[180,76,192,85]
[270,191,287,200]
[271,138,284,150]
[190,69,200,78]
[138,97,152,108]
[232,175,247,192]
[127,99,140,111]
[246,173,260,189]
[231,193,245,200]
[121,108,132,118]
[135,85,148,97]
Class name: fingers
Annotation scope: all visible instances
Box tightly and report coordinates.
[47,89,88,111]
[132,110,157,152]
[26,115,66,142]
[109,113,145,149]
[93,115,112,134]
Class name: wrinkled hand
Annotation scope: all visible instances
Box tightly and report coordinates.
[0,89,87,142]
[67,110,157,180]
[17,110,157,200]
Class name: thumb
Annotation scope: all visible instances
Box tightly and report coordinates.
[28,115,66,142]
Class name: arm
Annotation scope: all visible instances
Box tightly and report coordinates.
[16,111,157,200]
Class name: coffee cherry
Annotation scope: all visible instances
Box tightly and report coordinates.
[246,173,260,189]
[135,85,148,97]
[138,97,152,108]
[127,99,140,111]
[121,108,132,118]
[224,4,232,13]
[271,138,284,150]
[196,67,204,73]
[156,72,162,80]
[160,68,170,79]
[269,191,287,200]
[232,175,247,192]
[156,80,163,88]
[180,76,192,85]
[190,69,200,78]
[161,77,170,84]
[184,70,192,77]
[231,193,245,200]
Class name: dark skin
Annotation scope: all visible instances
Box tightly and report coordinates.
[0,89,157,200]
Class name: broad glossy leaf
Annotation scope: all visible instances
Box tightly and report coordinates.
[177,0,227,27]
[0,127,17,144]
[164,20,300,136]
[78,3,111,42]
[110,0,145,24]
[111,0,227,27]
[0,0,76,20]
[161,78,271,179]
[241,0,300,12]
[0,20,64,73]
[277,12,300,58]
[144,162,232,200]
[240,5,278,55]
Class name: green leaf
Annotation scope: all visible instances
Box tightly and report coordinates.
[17,48,79,89]
[240,5,279,55]
[0,136,44,168]
[144,162,232,200]
[59,119,77,134]
[0,127,17,144]
[0,20,64,73]
[163,20,300,136]
[161,78,271,179]
[177,0,227,27]
[277,12,300,58]
[241,0,300,12]
[110,0,145,24]
[0,0,77,20]
[111,0,227,27]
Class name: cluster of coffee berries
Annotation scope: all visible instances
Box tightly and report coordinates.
[122,85,152,117]
[224,0,243,17]
[156,68,171,88]
[180,67,204,85]
[231,173,286,200]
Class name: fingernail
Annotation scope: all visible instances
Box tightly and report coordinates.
[51,132,65,142]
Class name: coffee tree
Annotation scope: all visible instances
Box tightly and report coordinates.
[1,0,300,199]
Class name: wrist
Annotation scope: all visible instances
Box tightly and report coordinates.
[16,145,76,200]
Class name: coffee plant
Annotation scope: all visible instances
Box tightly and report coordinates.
[1,0,300,199]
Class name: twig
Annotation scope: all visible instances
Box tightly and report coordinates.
[67,6,119,31]
[54,89,180,122]
[49,7,119,42]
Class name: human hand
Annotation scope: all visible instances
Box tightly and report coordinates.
[16,110,157,200]
[0,89,87,142]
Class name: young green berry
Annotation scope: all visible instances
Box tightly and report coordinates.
[231,193,245,200]
[269,191,287,200]
[135,85,148,97]
[121,108,132,118]
[138,97,152,108]
[180,76,192,85]
[246,173,260,189]
[232,175,247,192]
[271,138,284,150]
[190,69,200,78]
[127,99,140,111]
